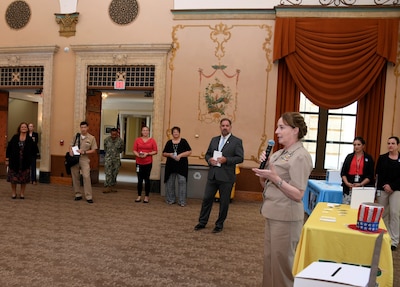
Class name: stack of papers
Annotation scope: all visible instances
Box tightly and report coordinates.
[320,216,336,222]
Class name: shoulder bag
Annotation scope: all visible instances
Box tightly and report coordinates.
[64,133,80,175]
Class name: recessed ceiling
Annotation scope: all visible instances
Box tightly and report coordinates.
[101,90,150,101]
[8,89,153,107]
[9,89,42,103]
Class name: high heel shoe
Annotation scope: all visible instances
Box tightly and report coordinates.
[135,197,141,203]
[11,195,17,199]
[20,195,25,199]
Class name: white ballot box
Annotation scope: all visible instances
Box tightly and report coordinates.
[350,187,376,209]
[294,262,369,287]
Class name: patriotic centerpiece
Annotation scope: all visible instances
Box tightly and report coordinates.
[356,203,384,232]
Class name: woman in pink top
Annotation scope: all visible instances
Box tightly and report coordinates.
[133,126,158,203]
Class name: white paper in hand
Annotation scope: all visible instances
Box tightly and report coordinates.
[213,150,222,167]
[72,146,80,155]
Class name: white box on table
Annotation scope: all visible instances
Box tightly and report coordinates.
[326,170,342,184]
[350,187,376,209]
[294,262,369,287]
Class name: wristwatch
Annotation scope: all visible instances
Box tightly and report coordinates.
[276,179,283,188]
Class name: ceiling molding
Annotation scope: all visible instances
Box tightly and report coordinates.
[275,5,400,17]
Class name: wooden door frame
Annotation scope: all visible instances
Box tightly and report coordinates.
[0,90,8,177]
[86,90,102,184]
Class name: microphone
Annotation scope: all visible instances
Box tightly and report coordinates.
[259,139,275,169]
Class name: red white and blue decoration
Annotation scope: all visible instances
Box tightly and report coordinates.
[356,202,384,232]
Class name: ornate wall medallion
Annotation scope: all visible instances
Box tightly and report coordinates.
[204,78,232,115]
[6,0,31,30]
[199,66,240,123]
[109,0,139,25]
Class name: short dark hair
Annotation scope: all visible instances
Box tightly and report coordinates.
[110,128,118,132]
[80,121,89,126]
[389,136,400,145]
[171,126,181,133]
[354,136,366,145]
[220,118,231,125]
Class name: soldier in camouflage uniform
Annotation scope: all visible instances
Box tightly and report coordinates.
[103,128,124,193]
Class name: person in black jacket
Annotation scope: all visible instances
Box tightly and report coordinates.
[340,136,375,204]
[28,123,39,184]
[5,122,37,199]
[376,136,400,251]
[162,126,192,206]
[194,118,244,233]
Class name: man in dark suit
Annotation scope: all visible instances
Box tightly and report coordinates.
[194,118,244,233]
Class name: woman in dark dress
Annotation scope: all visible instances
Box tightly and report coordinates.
[5,122,37,199]
[162,126,192,206]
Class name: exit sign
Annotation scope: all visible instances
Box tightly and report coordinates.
[114,80,126,90]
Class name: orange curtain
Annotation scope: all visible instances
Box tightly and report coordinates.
[273,18,398,163]
[275,59,300,145]
[356,66,387,163]
[275,59,300,116]
[274,18,398,109]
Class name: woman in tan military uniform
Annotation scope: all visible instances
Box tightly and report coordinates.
[253,112,313,287]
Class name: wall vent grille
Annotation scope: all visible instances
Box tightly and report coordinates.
[88,65,155,89]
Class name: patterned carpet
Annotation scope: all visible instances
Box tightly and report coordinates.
[0,180,264,287]
[1,179,398,287]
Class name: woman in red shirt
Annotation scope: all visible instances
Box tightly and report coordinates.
[133,126,158,203]
[340,136,375,204]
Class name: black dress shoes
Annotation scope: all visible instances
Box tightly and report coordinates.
[194,224,205,231]
[87,199,94,204]
[74,196,83,201]
[212,227,223,233]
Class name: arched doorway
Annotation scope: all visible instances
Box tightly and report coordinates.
[71,44,171,184]
[0,46,58,182]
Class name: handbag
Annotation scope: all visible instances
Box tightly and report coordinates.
[64,133,80,175]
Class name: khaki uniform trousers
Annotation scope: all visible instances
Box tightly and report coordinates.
[377,190,400,247]
[263,218,303,287]
[71,155,93,200]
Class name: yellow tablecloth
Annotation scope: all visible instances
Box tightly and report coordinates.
[293,202,393,287]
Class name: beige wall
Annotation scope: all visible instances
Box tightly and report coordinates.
[0,1,399,180]
[126,117,144,157]
[382,64,400,152]
[8,99,38,136]
[164,19,277,168]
